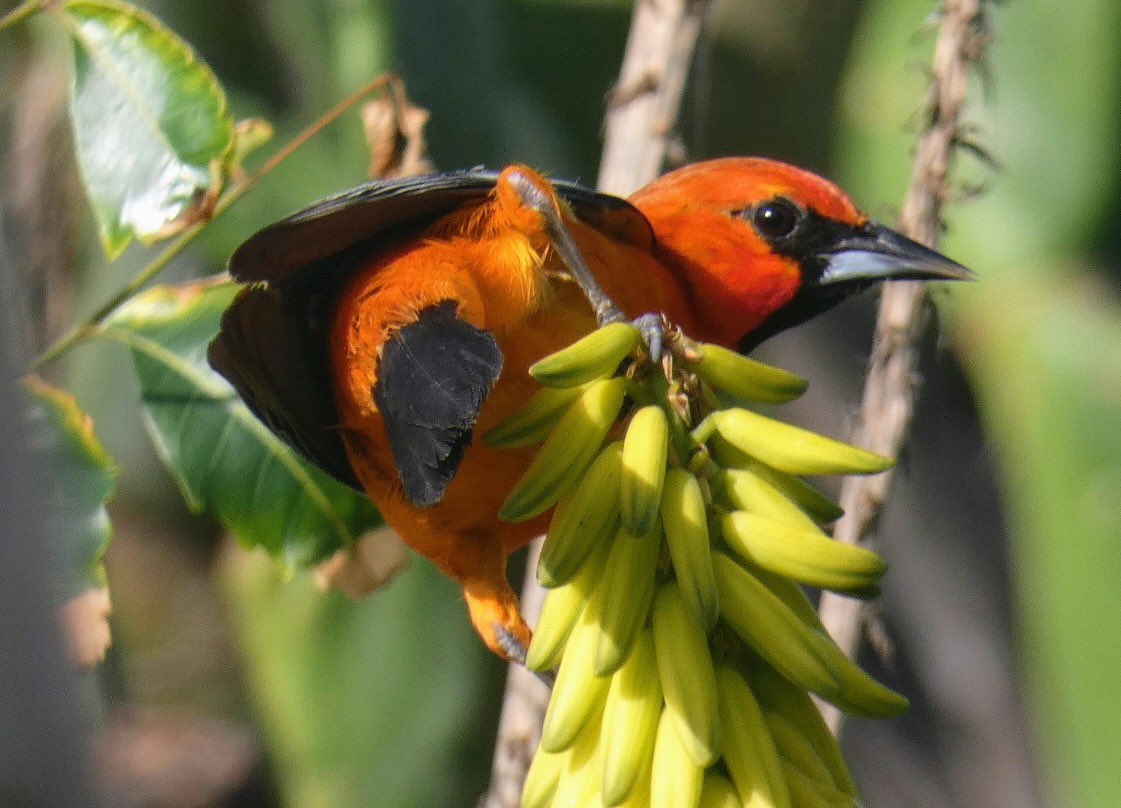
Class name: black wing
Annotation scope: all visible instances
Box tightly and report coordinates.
[373,301,503,506]
[213,168,651,504]
[228,168,653,285]
[207,285,363,490]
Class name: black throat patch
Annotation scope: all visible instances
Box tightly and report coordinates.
[737,209,873,352]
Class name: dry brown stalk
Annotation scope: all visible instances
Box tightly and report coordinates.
[597,0,709,197]
[479,539,550,808]
[816,0,988,734]
[480,2,712,804]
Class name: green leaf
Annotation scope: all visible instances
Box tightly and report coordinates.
[221,551,502,808]
[100,278,379,565]
[60,0,234,258]
[959,278,1121,808]
[23,377,117,596]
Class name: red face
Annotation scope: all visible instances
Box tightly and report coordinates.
[630,157,970,350]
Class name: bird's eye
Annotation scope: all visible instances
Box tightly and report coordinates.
[749,197,803,240]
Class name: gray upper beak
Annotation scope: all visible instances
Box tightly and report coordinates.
[816,221,974,286]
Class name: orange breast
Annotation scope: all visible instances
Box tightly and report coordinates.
[326,202,702,573]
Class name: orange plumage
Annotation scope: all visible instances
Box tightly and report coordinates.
[210,158,968,658]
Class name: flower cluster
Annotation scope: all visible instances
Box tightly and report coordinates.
[490,323,904,808]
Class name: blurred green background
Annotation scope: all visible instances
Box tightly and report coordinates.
[2,0,1118,806]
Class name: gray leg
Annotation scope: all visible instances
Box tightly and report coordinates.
[505,170,667,362]
[505,170,625,327]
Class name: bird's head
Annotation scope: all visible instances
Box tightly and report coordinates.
[629,157,972,351]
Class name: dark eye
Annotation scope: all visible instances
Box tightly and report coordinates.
[750,197,802,240]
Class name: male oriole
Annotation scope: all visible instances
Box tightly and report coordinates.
[209,159,969,659]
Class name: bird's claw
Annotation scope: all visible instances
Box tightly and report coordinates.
[494,623,556,688]
[505,168,628,327]
[494,622,528,664]
[630,312,666,365]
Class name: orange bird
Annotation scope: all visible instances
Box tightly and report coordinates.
[208,159,969,660]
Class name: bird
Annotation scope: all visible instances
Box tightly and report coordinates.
[208,158,970,661]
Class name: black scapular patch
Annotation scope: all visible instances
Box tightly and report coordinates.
[373,301,503,507]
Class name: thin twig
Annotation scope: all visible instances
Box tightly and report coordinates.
[0,0,42,32]
[31,74,397,370]
[480,2,711,804]
[816,0,987,735]
[597,0,708,197]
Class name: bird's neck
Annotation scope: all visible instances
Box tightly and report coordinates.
[568,221,703,339]
[639,214,802,351]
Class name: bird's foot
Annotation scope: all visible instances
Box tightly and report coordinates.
[493,622,528,665]
[464,579,554,684]
[494,623,556,688]
[629,312,666,364]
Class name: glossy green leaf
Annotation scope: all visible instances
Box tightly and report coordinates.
[23,377,117,596]
[61,0,234,258]
[100,279,379,565]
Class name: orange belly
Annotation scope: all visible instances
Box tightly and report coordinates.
[325,204,698,655]
[330,253,594,566]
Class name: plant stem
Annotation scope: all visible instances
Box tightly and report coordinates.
[30,73,397,370]
[31,201,230,370]
[0,0,41,31]
[481,2,712,805]
[815,0,988,736]
[250,74,395,181]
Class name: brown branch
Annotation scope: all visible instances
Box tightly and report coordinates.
[816,0,987,735]
[8,57,76,365]
[597,0,708,197]
[479,540,550,808]
[480,2,711,804]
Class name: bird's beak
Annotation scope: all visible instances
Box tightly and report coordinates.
[816,221,974,287]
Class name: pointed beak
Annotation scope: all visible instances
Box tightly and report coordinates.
[816,221,974,287]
